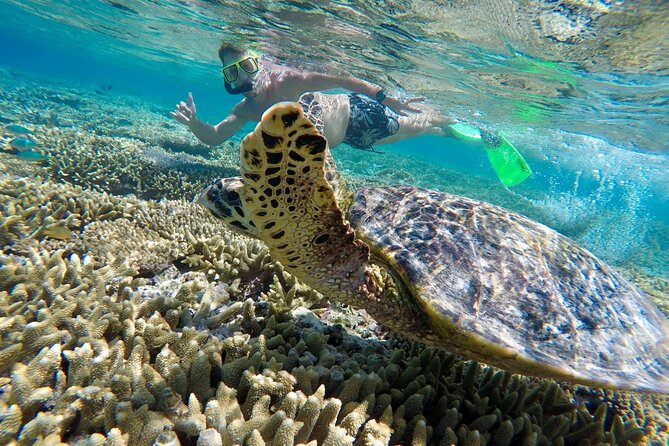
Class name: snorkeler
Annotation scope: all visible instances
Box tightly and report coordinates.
[297,91,532,186]
[172,44,531,186]
[170,44,424,147]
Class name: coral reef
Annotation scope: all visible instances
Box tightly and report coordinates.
[1,71,242,202]
[1,173,666,445]
[0,71,209,153]
[29,126,237,201]
[0,69,667,445]
[0,174,320,304]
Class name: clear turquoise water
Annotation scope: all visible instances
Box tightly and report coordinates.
[1,0,667,278]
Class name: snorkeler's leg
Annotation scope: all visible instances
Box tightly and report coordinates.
[375,114,456,145]
[376,113,532,186]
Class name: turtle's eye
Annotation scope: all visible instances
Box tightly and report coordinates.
[313,233,330,245]
[227,190,240,202]
[206,187,219,202]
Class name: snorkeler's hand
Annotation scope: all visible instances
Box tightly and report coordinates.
[170,92,197,126]
[384,95,426,116]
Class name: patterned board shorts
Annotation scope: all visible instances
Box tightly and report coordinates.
[298,92,399,151]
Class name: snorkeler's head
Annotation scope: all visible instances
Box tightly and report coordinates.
[218,44,246,65]
[218,44,259,95]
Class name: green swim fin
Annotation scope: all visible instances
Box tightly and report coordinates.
[449,122,483,143]
[449,123,531,187]
[483,133,532,187]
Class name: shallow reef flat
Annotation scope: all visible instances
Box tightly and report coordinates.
[2,66,667,275]
[0,71,667,445]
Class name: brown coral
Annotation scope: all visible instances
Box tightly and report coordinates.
[0,76,666,445]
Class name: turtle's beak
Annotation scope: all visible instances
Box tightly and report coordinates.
[198,179,231,220]
[197,184,218,215]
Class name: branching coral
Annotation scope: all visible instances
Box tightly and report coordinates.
[0,76,666,445]
[5,230,654,445]
[33,126,237,201]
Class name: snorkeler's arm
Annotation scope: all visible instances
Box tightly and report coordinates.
[295,72,425,116]
[208,100,257,144]
[188,114,246,146]
[171,93,248,146]
[297,72,382,98]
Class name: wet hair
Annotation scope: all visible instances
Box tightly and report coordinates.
[218,44,246,65]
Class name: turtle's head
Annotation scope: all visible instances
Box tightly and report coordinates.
[198,177,258,238]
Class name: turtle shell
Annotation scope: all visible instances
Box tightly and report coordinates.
[348,185,669,393]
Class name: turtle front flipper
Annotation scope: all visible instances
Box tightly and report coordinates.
[238,102,370,292]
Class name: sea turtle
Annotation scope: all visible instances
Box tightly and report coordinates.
[199,102,669,394]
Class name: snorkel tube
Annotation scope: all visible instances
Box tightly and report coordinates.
[224,80,254,95]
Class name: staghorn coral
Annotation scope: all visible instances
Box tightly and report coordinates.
[0,174,271,277]
[0,153,41,180]
[0,174,323,307]
[30,125,237,201]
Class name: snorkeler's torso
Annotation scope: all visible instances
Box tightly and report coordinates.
[240,70,305,121]
[237,70,350,147]
[297,91,350,147]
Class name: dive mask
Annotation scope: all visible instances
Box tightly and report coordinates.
[222,56,259,83]
[222,55,259,94]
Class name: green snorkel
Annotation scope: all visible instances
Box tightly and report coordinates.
[449,123,532,187]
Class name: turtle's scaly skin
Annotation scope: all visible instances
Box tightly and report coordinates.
[200,102,669,394]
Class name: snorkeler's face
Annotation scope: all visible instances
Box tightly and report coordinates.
[222,53,258,95]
